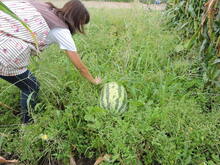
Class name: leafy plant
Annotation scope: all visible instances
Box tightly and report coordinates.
[166,0,220,112]
[166,0,219,79]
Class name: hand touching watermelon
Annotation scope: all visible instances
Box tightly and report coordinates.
[92,77,102,85]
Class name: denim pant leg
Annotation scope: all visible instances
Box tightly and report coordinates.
[0,70,40,123]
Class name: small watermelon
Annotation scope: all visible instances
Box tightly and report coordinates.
[100,82,127,113]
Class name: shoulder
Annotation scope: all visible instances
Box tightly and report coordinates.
[49,28,77,52]
[49,28,72,40]
[50,28,71,34]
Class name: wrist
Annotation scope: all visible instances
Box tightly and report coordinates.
[90,78,96,84]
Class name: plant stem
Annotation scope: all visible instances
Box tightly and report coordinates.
[0,101,16,111]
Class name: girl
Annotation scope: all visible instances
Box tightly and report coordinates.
[0,0,102,123]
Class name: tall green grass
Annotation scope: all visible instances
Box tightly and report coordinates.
[0,7,219,164]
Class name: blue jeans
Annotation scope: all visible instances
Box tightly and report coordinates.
[0,70,40,123]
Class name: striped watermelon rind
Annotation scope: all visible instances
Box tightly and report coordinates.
[100,82,127,113]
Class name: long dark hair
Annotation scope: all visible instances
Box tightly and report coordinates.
[47,0,90,34]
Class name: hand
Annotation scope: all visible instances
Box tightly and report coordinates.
[92,77,102,85]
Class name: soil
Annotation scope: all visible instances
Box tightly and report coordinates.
[83,1,166,10]
[40,0,166,10]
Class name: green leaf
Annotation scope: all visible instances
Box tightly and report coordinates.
[188,4,196,17]
[213,58,220,65]
[175,44,185,52]
[185,27,201,49]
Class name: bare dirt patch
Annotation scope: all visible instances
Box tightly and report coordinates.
[40,0,166,10]
[83,1,166,10]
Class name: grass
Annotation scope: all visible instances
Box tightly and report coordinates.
[0,7,220,165]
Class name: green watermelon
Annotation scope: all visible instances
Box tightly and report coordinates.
[100,82,127,113]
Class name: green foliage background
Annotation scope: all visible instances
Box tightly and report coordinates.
[0,7,219,165]
[166,0,220,86]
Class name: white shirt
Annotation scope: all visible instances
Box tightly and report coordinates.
[46,28,77,52]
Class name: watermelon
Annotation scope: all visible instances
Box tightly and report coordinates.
[100,82,127,113]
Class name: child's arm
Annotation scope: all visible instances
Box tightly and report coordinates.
[66,50,101,85]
